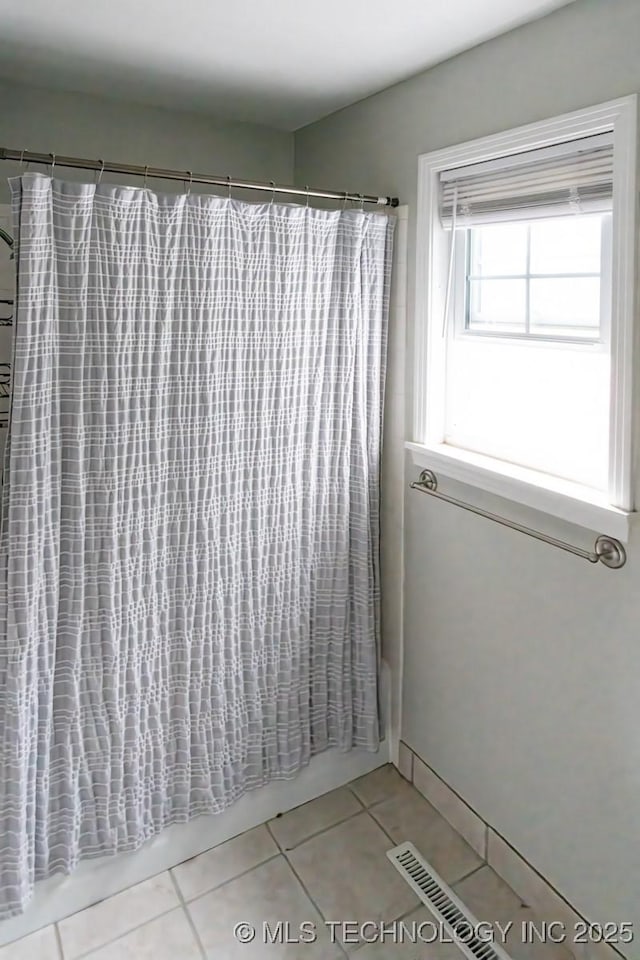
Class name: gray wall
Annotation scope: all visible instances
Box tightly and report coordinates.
[296,0,640,935]
[0,79,294,203]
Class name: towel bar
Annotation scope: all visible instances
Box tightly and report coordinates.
[410,469,626,569]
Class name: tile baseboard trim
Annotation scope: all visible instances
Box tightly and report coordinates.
[396,741,413,783]
[409,749,487,860]
[393,743,627,960]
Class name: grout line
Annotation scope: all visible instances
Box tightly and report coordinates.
[411,751,482,822]
[347,904,438,957]
[346,775,401,809]
[270,806,366,854]
[267,821,347,958]
[365,807,398,848]
[264,820,283,853]
[450,863,487,887]
[366,793,400,810]
[345,784,367,807]
[171,824,266,871]
[42,868,193,957]
[168,870,207,960]
[263,819,275,841]
[179,852,282,904]
[74,906,186,960]
[347,768,412,812]
[487,829,629,960]
[54,922,65,960]
[409,751,490,861]
[47,869,180,935]
[366,804,487,896]
[399,742,414,783]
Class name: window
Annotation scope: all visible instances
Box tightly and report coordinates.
[411,98,637,538]
[460,215,609,341]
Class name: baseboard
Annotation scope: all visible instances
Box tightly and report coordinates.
[393,742,627,960]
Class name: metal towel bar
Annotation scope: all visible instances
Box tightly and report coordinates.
[410,469,627,569]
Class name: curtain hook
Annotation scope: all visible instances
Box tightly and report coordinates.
[184,170,193,197]
[305,185,310,208]
[19,149,26,170]
[143,165,149,189]
[359,193,365,213]
[227,175,232,199]
[49,152,56,177]
[342,191,349,211]
[96,159,105,185]
[269,180,276,205]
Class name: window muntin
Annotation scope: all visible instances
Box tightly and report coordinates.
[459,213,610,342]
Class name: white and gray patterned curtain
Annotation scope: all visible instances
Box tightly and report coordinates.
[0,173,394,917]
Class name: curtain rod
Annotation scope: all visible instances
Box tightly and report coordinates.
[0,147,399,208]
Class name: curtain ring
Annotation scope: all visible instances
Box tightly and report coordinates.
[269,181,276,205]
[342,191,349,211]
[143,165,149,189]
[49,153,56,177]
[19,149,26,170]
[305,185,310,208]
[96,159,105,185]
[184,170,193,197]
[227,175,232,199]
[359,193,365,212]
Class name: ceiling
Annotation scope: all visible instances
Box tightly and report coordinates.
[0,0,575,131]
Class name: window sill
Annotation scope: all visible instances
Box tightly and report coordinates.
[406,441,633,542]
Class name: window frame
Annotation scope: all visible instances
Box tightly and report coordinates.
[410,96,637,540]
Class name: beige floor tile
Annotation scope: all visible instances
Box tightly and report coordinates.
[500,907,575,960]
[453,865,525,924]
[188,855,340,959]
[356,906,468,959]
[86,908,201,960]
[487,831,584,960]
[350,764,411,807]
[172,824,278,901]
[371,785,482,884]
[0,925,60,960]
[269,787,362,851]
[287,811,418,948]
[58,871,179,959]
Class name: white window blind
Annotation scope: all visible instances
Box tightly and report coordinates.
[440,131,614,227]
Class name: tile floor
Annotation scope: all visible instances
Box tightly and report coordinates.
[0,765,576,960]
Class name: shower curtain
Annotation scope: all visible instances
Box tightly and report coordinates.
[0,173,394,917]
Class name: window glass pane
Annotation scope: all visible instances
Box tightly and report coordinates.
[467,279,526,332]
[529,277,601,336]
[529,215,603,275]
[469,224,527,276]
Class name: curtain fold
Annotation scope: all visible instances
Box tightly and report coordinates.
[0,173,394,917]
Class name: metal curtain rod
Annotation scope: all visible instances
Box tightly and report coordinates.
[411,469,627,569]
[0,147,399,208]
